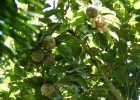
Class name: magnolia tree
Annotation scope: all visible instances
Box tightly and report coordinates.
[0,0,140,100]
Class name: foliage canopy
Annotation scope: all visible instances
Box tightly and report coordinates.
[0,0,140,100]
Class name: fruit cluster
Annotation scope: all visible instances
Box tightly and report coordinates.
[31,36,56,67]
[86,5,109,32]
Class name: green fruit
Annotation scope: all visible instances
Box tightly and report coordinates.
[43,36,56,51]
[31,49,44,62]
[41,83,55,97]
[86,5,98,18]
[43,54,55,67]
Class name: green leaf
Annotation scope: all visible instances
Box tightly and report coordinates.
[46,23,61,35]
[1,91,11,100]
[129,56,140,65]
[116,40,126,55]
[113,1,125,15]
[10,75,22,81]
[66,64,87,73]
[97,33,108,49]
[49,67,58,75]
[14,63,23,76]
[44,9,60,17]
[111,68,125,84]
[101,7,116,15]
[57,44,72,56]
[130,49,140,55]
[10,85,20,93]
[62,56,73,63]
[71,40,82,59]
[71,2,80,10]
[56,33,72,42]
[70,16,85,27]
[77,10,86,17]
[71,96,79,100]
[109,47,116,58]
[44,3,51,8]
[135,23,140,33]
[0,42,15,59]
[58,24,70,33]
[109,31,119,41]
[72,72,88,76]
[68,75,88,89]
[104,14,121,24]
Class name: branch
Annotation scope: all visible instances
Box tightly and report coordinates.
[67,30,124,100]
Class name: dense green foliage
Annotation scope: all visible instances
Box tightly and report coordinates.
[0,0,140,100]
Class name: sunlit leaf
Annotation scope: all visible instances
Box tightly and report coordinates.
[70,16,85,27]
[104,14,121,24]
[101,7,116,16]
[109,31,119,41]
[58,24,70,33]
[134,1,140,9]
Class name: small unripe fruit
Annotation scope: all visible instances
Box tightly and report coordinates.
[31,49,44,62]
[43,54,55,67]
[86,5,98,18]
[43,36,56,51]
[41,83,55,97]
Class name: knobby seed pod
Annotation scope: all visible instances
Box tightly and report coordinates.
[31,49,44,62]
[43,36,56,51]
[41,83,55,97]
[86,5,98,18]
[43,54,55,67]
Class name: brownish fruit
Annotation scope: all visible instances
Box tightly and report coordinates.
[43,54,55,67]
[43,36,56,51]
[92,15,109,32]
[41,83,55,97]
[86,5,98,18]
[31,49,44,62]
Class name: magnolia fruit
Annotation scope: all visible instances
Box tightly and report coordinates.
[31,49,44,62]
[41,83,55,97]
[43,36,56,51]
[86,5,98,18]
[43,54,55,67]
